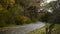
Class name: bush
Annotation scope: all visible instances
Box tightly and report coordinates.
[15,16,32,25]
[0,20,6,27]
[20,16,32,24]
[32,16,38,22]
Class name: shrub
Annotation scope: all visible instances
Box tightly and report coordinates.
[32,16,38,22]
[0,20,6,27]
[15,16,32,25]
[20,16,32,24]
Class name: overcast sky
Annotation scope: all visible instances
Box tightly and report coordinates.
[46,0,57,3]
[40,0,57,6]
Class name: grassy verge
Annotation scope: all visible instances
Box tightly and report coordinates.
[45,23,60,34]
[51,24,60,34]
[0,25,16,32]
[27,23,60,34]
[27,26,45,34]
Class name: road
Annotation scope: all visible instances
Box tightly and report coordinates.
[0,22,45,34]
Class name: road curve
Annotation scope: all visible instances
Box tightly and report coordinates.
[0,22,45,34]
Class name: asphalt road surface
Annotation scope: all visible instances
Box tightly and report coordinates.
[0,22,45,34]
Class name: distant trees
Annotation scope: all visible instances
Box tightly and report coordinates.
[0,0,60,28]
[27,6,39,22]
[42,0,60,34]
[0,0,41,27]
[47,0,60,24]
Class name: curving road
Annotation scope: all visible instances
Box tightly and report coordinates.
[0,22,45,34]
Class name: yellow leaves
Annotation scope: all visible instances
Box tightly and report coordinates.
[20,16,31,23]
[9,0,15,5]
[0,4,4,11]
[15,15,31,24]
[17,5,24,11]
[11,5,24,15]
[32,16,38,22]
[6,0,15,7]
[0,4,8,14]
[0,5,8,13]
[21,16,28,22]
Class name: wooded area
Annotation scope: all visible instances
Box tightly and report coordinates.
[0,0,60,28]
[0,0,41,27]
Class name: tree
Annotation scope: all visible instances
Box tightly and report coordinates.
[43,0,60,34]
[39,0,59,34]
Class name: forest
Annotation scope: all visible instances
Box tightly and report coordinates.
[0,0,40,27]
[0,0,60,29]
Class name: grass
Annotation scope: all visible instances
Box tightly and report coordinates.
[51,24,60,34]
[27,23,60,34]
[0,25,16,32]
[27,26,45,34]
[45,23,60,34]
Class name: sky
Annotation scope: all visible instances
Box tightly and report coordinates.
[46,0,57,3]
[40,0,57,6]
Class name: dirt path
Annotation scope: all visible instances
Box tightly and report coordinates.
[0,22,45,34]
